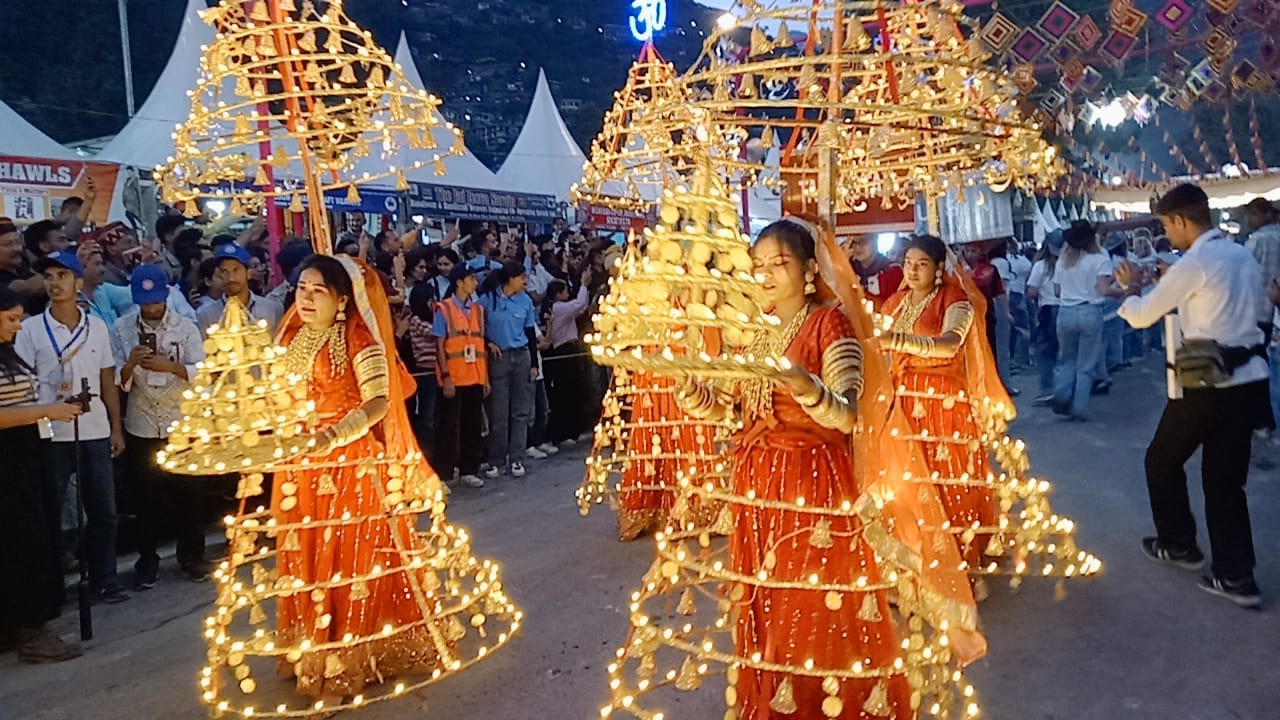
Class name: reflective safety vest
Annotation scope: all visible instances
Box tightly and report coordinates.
[436,297,487,387]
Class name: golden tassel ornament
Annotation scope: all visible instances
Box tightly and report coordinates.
[674,656,702,690]
[858,592,883,622]
[770,677,798,714]
[809,517,834,548]
[863,680,893,717]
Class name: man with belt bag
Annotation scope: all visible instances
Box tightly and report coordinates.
[1115,183,1269,608]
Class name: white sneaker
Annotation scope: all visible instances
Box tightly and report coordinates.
[537,442,559,455]
[558,438,577,448]
[510,462,527,478]
[576,431,594,443]
[481,465,500,480]
[458,474,484,488]
[525,446,549,460]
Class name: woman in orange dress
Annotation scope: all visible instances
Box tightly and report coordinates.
[613,370,725,541]
[881,235,1001,566]
[271,255,450,700]
[679,220,930,719]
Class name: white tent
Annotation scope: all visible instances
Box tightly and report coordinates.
[356,32,500,191]
[0,99,75,159]
[96,0,213,170]
[1041,198,1063,232]
[497,69,586,199]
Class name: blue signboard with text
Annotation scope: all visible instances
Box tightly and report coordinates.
[407,182,559,223]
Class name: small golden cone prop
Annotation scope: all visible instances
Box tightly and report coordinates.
[158,297,314,477]
[585,160,778,379]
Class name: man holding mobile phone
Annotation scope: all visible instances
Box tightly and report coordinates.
[112,264,207,588]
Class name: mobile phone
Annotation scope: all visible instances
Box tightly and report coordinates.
[140,331,157,352]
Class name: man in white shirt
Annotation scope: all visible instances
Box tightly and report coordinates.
[196,242,283,337]
[113,264,209,589]
[15,250,129,604]
[1115,183,1266,608]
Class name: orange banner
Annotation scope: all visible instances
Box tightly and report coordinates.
[0,154,120,227]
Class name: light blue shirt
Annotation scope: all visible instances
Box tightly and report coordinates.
[85,283,134,329]
[479,289,535,349]
[465,256,502,284]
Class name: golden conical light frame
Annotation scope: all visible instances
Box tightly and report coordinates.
[156,0,465,249]
[572,43,758,212]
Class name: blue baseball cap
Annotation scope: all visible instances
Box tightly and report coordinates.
[130,263,169,305]
[34,249,84,278]
[214,241,252,268]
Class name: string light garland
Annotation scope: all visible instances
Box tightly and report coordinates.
[600,453,983,719]
[864,301,1103,586]
[155,3,523,717]
[154,0,466,252]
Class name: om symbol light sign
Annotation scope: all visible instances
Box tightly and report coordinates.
[630,0,668,42]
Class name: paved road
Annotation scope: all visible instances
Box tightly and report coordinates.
[2,355,1277,720]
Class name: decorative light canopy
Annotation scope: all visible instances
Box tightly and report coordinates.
[573,42,752,212]
[682,0,1065,214]
[155,0,465,251]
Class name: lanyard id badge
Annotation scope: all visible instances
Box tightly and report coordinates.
[44,311,89,401]
[462,344,478,363]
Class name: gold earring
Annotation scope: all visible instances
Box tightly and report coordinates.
[336,304,347,322]
[935,267,944,287]
[803,271,816,295]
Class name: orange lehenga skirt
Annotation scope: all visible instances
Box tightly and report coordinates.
[729,425,912,719]
[898,367,999,564]
[616,373,723,541]
[271,433,443,698]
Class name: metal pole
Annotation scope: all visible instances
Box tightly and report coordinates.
[118,0,136,117]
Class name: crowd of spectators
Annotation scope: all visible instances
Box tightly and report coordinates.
[0,204,618,662]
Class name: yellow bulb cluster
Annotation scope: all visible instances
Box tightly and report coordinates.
[158,298,316,476]
[155,0,465,243]
[585,161,779,379]
[680,0,1064,211]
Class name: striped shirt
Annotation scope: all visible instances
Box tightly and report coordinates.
[409,315,437,372]
[0,368,37,408]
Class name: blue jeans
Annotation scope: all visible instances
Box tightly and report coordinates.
[413,374,439,457]
[1034,304,1058,395]
[487,347,533,467]
[1053,304,1104,419]
[1269,346,1280,430]
[52,438,120,591]
[1009,291,1031,366]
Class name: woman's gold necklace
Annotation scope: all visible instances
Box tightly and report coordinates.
[743,302,812,420]
[893,288,938,333]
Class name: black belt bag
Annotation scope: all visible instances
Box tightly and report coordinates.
[1172,340,1265,389]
